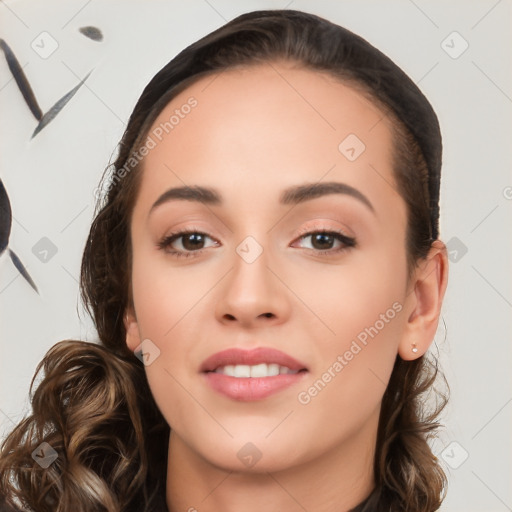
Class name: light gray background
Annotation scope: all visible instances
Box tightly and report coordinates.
[1,1,511,511]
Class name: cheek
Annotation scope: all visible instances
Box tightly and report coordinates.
[296,242,407,347]
[130,244,215,340]
[299,243,407,405]
[129,251,218,427]
[290,271,406,453]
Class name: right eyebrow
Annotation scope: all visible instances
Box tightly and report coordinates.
[149,186,221,216]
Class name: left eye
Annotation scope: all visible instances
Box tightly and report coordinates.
[294,230,356,253]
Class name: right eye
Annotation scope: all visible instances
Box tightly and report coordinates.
[156,229,219,258]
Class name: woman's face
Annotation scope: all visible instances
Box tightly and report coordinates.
[125,61,415,473]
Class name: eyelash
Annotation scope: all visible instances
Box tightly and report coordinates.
[156,226,357,259]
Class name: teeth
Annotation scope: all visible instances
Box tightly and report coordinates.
[234,365,250,378]
[214,363,299,377]
[267,363,280,377]
[251,363,268,378]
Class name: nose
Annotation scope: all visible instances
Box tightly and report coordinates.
[214,242,291,329]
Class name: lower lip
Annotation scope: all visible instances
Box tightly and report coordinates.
[203,371,308,401]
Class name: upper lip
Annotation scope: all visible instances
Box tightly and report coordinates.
[200,347,308,373]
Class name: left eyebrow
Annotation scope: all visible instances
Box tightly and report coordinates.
[148,181,375,216]
[279,181,375,214]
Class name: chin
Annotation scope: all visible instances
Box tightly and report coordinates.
[189,432,307,474]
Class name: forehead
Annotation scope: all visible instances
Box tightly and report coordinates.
[133,61,399,217]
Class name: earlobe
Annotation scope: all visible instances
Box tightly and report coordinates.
[398,240,449,361]
[124,306,141,352]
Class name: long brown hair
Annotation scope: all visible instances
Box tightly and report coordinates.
[0,9,449,512]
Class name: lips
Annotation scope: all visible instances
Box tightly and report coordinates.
[200,347,308,401]
[200,347,308,373]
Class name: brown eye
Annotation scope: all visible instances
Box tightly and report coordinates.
[309,233,336,250]
[180,233,207,251]
[157,229,219,258]
[294,229,356,255]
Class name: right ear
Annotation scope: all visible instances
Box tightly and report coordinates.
[124,305,141,352]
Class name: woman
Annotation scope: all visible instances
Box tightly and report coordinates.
[0,9,449,512]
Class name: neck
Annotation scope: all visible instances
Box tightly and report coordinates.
[166,408,378,512]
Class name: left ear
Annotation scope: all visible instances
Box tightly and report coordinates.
[124,303,142,353]
[398,240,449,361]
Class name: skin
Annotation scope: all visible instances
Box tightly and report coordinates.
[124,60,448,512]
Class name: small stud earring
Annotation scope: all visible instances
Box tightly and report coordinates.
[412,343,418,353]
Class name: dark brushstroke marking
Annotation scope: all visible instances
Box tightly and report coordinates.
[9,248,39,294]
[0,179,39,294]
[32,69,93,138]
[79,26,103,42]
[0,178,12,254]
[0,39,43,121]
